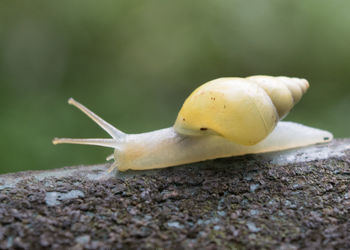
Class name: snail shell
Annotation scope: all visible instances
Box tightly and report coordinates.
[174,76,309,145]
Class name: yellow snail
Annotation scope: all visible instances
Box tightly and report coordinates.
[53,75,333,171]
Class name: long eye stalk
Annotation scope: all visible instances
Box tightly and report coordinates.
[52,138,119,149]
[52,98,125,149]
[67,98,125,139]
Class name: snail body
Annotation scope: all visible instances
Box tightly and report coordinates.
[53,76,333,171]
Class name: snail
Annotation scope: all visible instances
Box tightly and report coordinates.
[53,75,333,171]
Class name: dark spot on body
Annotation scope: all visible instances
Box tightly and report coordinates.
[183,118,186,121]
[211,97,216,101]
[200,128,208,131]
[324,137,329,141]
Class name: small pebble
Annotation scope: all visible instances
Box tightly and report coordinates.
[250,184,259,193]
[247,222,260,233]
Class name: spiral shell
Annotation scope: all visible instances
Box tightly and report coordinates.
[174,76,309,146]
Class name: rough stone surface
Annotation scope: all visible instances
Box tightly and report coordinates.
[0,139,349,249]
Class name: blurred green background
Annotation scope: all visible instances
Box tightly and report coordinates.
[0,0,349,174]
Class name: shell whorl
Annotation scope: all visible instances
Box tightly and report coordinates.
[247,75,309,119]
[174,75,309,146]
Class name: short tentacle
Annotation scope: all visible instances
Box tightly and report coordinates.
[106,154,114,161]
[107,161,118,173]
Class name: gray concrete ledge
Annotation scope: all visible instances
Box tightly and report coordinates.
[0,139,349,249]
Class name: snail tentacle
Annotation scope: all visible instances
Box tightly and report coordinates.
[52,98,126,162]
[52,138,119,149]
[68,98,125,139]
[106,154,114,161]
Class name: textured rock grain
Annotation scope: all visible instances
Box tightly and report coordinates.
[0,139,349,249]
